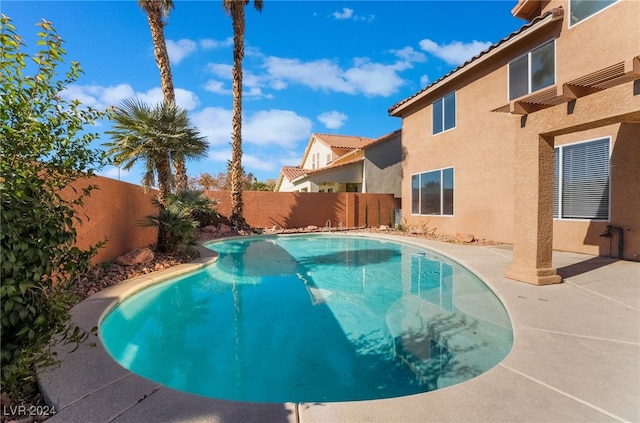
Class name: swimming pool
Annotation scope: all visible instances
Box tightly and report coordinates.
[100,234,512,403]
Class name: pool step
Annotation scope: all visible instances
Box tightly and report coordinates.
[386,295,512,389]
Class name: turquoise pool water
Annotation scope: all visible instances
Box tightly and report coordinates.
[100,235,513,403]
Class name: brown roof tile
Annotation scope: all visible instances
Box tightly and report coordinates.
[313,133,374,149]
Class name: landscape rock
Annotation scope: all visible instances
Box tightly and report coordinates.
[456,233,476,243]
[116,247,154,266]
[217,223,233,235]
[306,225,318,230]
[201,225,217,234]
[379,225,389,231]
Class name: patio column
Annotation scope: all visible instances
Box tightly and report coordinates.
[504,133,562,285]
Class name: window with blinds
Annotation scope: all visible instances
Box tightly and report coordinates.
[553,138,610,220]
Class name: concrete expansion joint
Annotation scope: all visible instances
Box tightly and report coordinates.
[499,363,631,423]
[106,384,162,423]
[519,326,640,346]
[565,280,640,311]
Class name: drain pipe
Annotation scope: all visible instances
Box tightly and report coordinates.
[600,225,624,259]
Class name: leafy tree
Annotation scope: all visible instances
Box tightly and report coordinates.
[0,15,108,398]
[189,171,274,191]
[222,0,263,231]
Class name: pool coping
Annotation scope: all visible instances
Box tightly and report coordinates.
[38,233,640,423]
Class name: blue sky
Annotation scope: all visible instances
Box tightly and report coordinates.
[3,1,526,185]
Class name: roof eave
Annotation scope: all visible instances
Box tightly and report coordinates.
[389,9,563,117]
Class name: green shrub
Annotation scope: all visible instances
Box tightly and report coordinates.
[0,15,108,398]
[141,204,199,255]
[141,190,218,254]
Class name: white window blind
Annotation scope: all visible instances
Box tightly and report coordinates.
[554,138,610,220]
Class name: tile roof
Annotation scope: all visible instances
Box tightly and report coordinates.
[280,166,307,181]
[313,133,374,149]
[388,9,560,115]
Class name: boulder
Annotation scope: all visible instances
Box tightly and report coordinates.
[379,225,389,231]
[116,247,154,266]
[456,233,475,243]
[306,225,318,231]
[217,223,233,236]
[201,225,217,234]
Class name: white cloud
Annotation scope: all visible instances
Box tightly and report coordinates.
[343,59,406,97]
[331,8,374,23]
[263,56,405,97]
[192,108,311,148]
[208,149,279,173]
[208,149,231,163]
[392,46,427,63]
[191,107,233,146]
[166,39,197,64]
[200,37,233,50]
[204,80,232,95]
[206,63,269,98]
[61,84,199,110]
[244,109,312,147]
[243,153,278,171]
[333,8,354,19]
[420,74,430,87]
[419,39,492,66]
[208,63,233,77]
[318,110,348,130]
[264,57,352,93]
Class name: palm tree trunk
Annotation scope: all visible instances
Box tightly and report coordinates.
[145,1,188,192]
[155,152,172,251]
[145,2,175,104]
[173,158,188,192]
[229,2,248,231]
[156,152,172,207]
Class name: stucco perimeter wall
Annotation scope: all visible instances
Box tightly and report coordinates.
[205,191,401,229]
[61,176,158,264]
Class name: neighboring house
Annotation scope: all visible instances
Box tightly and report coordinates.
[389,0,639,285]
[275,130,402,197]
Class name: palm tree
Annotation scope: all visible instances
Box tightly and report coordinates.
[222,0,263,231]
[138,0,189,193]
[104,98,207,207]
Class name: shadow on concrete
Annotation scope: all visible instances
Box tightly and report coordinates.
[556,256,619,279]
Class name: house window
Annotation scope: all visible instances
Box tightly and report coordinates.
[508,40,555,100]
[411,167,454,216]
[553,138,610,220]
[569,0,618,27]
[432,92,456,135]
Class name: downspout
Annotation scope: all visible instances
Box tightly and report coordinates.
[600,225,624,259]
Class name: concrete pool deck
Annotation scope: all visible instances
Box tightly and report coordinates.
[38,233,640,423]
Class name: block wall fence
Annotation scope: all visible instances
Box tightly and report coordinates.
[64,176,401,263]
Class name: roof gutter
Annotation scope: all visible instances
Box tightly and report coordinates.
[389,8,564,117]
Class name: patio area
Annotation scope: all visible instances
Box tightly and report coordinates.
[38,233,640,423]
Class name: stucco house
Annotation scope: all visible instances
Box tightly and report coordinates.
[275,130,402,197]
[389,0,639,285]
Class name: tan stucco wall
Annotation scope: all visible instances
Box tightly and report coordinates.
[62,176,158,264]
[398,0,640,260]
[400,54,517,244]
[206,191,400,229]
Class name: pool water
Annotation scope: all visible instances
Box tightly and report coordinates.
[100,235,513,403]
